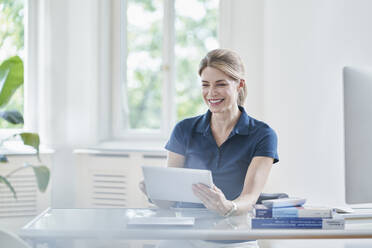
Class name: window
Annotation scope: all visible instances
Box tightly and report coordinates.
[0,0,24,129]
[119,0,218,138]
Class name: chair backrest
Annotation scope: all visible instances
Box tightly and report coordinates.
[0,229,31,248]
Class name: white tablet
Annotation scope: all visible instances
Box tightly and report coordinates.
[142,166,213,203]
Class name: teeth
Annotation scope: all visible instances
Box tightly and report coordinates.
[209,99,223,104]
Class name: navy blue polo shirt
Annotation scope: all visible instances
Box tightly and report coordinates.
[165,106,279,207]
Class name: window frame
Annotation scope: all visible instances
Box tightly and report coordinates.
[0,0,37,138]
[112,0,176,141]
[112,0,222,142]
[24,0,39,132]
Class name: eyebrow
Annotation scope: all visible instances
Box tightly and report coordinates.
[201,79,227,83]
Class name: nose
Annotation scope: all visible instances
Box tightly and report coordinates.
[208,85,218,97]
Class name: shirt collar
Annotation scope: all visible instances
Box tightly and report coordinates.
[195,106,251,136]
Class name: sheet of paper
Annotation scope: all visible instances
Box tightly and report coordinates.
[127,217,195,226]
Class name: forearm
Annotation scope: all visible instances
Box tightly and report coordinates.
[233,174,266,215]
[233,193,260,215]
[232,157,273,215]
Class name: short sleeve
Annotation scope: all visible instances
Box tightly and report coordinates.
[253,127,279,164]
[165,121,187,156]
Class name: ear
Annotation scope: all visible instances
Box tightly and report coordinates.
[238,79,245,89]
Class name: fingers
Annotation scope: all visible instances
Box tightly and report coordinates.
[192,184,228,214]
[139,180,147,196]
[193,184,218,204]
[193,184,233,216]
[213,184,223,194]
[196,184,219,199]
[192,185,213,207]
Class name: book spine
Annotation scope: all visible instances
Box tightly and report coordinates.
[251,218,345,229]
[297,209,333,218]
[254,208,332,218]
[254,208,273,218]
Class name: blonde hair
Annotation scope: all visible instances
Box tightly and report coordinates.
[198,49,247,106]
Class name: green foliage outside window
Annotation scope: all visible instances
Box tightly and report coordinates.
[0,55,50,199]
[175,0,218,120]
[0,0,50,200]
[0,0,24,129]
[125,0,218,130]
[127,0,163,130]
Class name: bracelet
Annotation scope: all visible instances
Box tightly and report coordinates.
[223,201,237,217]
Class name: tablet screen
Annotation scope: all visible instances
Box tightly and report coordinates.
[142,166,213,203]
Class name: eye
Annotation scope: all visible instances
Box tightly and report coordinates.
[217,83,227,87]
[202,83,209,87]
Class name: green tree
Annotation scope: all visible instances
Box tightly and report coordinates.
[127,0,163,129]
[125,0,218,129]
[175,0,218,121]
[0,0,24,128]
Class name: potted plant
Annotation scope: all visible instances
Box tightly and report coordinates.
[0,55,50,198]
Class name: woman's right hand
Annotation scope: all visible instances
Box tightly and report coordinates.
[139,180,148,197]
[139,179,175,209]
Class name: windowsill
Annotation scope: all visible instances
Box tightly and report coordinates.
[78,139,168,154]
[0,141,55,155]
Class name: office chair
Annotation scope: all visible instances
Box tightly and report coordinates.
[0,229,31,248]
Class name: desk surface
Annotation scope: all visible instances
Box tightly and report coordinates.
[19,208,372,240]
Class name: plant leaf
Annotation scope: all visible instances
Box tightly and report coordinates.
[19,132,41,162]
[31,165,50,192]
[0,56,24,108]
[0,175,17,199]
[0,154,8,163]
[19,132,40,150]
[19,132,40,162]
[0,110,24,124]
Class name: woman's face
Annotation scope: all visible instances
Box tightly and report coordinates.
[201,66,241,114]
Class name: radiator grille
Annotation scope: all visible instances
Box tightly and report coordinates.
[0,174,37,218]
[91,173,127,207]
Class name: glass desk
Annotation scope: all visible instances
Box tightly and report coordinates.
[18,208,372,247]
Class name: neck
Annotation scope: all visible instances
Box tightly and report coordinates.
[210,105,241,132]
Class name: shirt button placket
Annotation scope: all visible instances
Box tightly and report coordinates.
[216,149,221,167]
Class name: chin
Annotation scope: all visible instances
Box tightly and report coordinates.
[208,106,225,113]
[208,103,236,114]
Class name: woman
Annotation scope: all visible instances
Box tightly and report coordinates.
[141,48,279,247]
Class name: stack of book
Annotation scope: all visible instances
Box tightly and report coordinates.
[249,198,345,230]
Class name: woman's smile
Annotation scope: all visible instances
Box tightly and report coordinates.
[201,67,240,114]
[208,98,224,106]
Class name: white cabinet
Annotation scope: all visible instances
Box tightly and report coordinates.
[75,149,167,208]
[0,153,53,231]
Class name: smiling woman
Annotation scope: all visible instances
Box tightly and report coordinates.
[140,49,279,248]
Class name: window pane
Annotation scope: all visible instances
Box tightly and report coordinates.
[125,0,163,130]
[175,0,219,121]
[0,0,24,129]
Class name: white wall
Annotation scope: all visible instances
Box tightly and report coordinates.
[35,0,109,207]
[227,0,372,205]
[262,0,372,205]
[219,0,264,119]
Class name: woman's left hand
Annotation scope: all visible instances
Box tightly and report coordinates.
[192,183,233,216]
